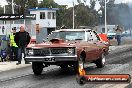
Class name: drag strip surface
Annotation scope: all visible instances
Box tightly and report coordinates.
[0,45,132,88]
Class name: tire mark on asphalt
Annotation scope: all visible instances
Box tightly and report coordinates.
[108,47,132,59]
[107,51,132,64]
[0,66,59,83]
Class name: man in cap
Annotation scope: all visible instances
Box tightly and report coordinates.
[9,27,18,61]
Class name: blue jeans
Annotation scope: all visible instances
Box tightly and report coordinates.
[10,46,18,61]
[17,47,26,62]
[116,35,121,45]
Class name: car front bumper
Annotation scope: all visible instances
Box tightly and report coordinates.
[25,55,78,62]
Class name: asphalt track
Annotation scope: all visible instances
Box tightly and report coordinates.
[0,45,132,88]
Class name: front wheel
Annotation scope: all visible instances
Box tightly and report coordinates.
[32,62,43,75]
[95,54,106,68]
[73,56,85,74]
[73,61,79,74]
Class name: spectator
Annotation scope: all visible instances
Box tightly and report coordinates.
[115,26,122,45]
[14,26,31,65]
[9,27,18,61]
[2,26,5,34]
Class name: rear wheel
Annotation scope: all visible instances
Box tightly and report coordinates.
[32,62,43,75]
[95,54,106,68]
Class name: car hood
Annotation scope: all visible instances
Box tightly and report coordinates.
[27,39,79,49]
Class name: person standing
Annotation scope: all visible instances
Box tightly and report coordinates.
[115,26,122,45]
[14,26,31,65]
[2,26,5,34]
[9,27,18,61]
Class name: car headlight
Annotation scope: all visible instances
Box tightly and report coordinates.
[67,48,75,55]
[26,49,34,56]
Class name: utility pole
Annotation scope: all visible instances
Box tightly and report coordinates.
[3,5,7,40]
[104,0,109,34]
[105,0,107,34]
[3,5,5,24]
[73,1,75,29]
[12,0,14,24]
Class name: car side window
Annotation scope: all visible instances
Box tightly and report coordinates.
[87,31,93,41]
[93,31,100,41]
[90,31,98,42]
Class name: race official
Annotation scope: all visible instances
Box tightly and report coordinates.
[9,27,18,61]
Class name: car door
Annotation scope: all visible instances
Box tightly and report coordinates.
[89,31,102,60]
[85,31,99,61]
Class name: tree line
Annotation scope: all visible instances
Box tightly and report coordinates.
[0,0,131,29]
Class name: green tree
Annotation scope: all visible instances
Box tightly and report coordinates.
[77,0,82,4]
[61,3,98,28]
[56,5,68,28]
[98,0,115,24]
[38,0,58,8]
[6,0,38,14]
[90,0,96,10]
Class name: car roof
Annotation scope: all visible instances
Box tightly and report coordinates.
[53,29,92,32]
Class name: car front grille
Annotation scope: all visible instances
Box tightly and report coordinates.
[51,48,68,54]
[34,49,50,56]
[33,48,68,56]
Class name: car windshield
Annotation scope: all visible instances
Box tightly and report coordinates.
[48,31,85,41]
